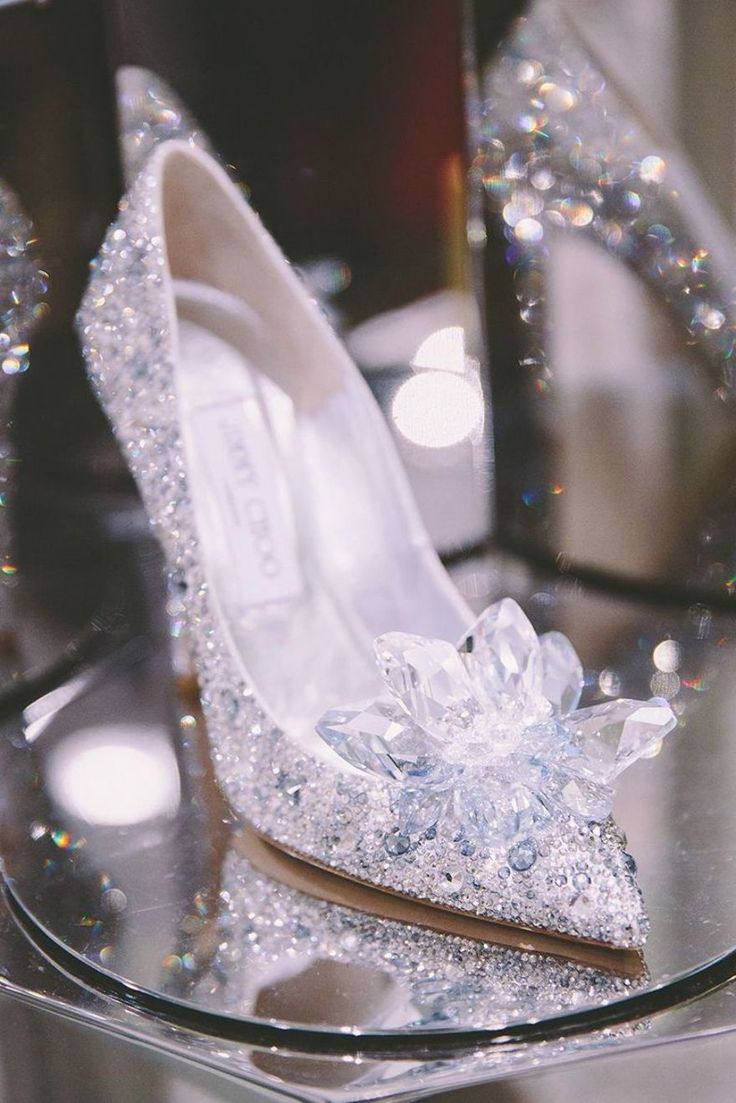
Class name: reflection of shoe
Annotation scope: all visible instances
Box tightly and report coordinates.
[187,826,644,1030]
[473,1,736,587]
[0,181,47,626]
[77,138,674,949]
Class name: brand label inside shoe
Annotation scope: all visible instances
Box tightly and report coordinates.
[194,399,304,609]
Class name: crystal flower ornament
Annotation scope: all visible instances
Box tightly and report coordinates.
[317,599,677,846]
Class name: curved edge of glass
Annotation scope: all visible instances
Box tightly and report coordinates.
[5,878,736,1057]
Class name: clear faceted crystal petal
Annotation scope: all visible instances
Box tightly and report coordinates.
[539,630,584,714]
[559,776,613,820]
[375,633,478,738]
[459,598,542,703]
[518,717,574,763]
[394,786,452,835]
[460,776,552,844]
[316,699,440,782]
[562,697,677,784]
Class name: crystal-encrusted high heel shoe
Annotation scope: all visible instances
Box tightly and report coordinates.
[77,134,678,950]
[471,0,736,581]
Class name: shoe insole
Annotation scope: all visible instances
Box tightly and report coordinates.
[174,286,470,749]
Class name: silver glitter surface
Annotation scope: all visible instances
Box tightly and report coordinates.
[77,144,651,948]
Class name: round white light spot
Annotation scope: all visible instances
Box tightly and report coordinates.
[653,639,681,673]
[392,371,483,449]
[45,724,181,826]
[411,325,466,373]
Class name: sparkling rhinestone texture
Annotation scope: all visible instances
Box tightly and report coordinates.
[116,67,214,188]
[77,142,659,948]
[318,598,675,853]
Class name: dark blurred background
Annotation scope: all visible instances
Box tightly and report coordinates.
[0,0,474,331]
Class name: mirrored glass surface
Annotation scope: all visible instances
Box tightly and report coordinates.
[0,538,734,1039]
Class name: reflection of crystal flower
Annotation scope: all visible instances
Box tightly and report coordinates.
[317,599,677,847]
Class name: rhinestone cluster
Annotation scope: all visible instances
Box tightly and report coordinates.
[77,143,652,947]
